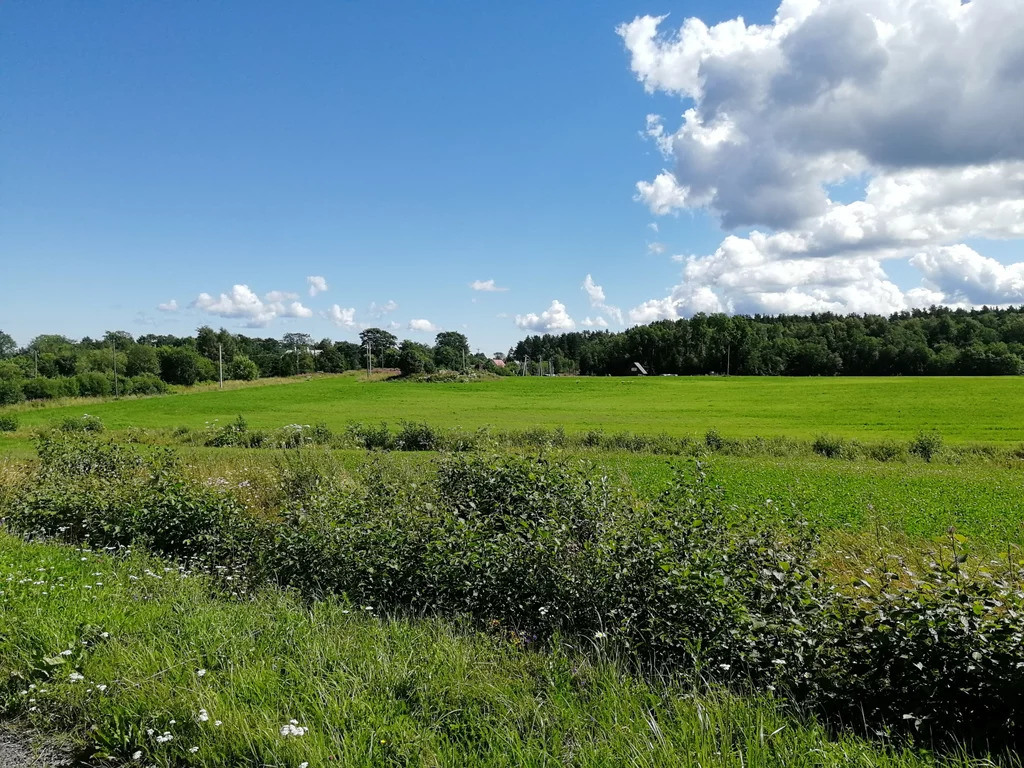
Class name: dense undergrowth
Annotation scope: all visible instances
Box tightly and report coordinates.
[3,534,992,767]
[5,434,1024,755]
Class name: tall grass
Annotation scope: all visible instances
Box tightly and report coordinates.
[0,533,1000,767]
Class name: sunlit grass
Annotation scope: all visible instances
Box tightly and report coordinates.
[0,533,998,767]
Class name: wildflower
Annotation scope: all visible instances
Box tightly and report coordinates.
[214,721,222,727]
[100,632,110,638]
[132,751,142,760]
[155,732,173,744]
[96,684,108,692]
[146,729,154,736]
[69,672,85,682]
[196,668,207,677]
[189,747,199,754]
[594,631,607,639]
[299,763,309,768]
[280,721,308,737]
[198,709,209,722]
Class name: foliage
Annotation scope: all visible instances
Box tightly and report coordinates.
[2,532,976,768]
[58,414,105,433]
[511,306,1024,376]
[909,430,944,462]
[229,354,259,381]
[0,413,18,431]
[0,378,25,406]
[158,347,203,386]
[12,438,1024,750]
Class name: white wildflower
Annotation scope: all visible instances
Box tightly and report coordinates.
[69,672,84,682]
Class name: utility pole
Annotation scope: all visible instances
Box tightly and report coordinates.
[726,344,731,377]
[33,349,38,377]
[364,341,372,377]
[218,343,224,389]
[294,341,299,376]
[111,341,119,398]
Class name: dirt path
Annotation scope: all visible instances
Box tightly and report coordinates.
[0,729,70,768]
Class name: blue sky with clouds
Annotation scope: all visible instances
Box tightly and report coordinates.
[3,0,1023,355]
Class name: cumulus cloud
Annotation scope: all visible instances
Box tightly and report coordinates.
[265,290,299,302]
[325,305,357,329]
[470,279,508,292]
[307,276,328,296]
[647,242,666,255]
[582,275,624,325]
[515,300,576,332]
[370,299,399,317]
[408,318,440,332]
[192,284,314,327]
[582,316,609,328]
[619,0,1024,317]
[156,299,178,312]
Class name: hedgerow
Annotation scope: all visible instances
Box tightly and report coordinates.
[6,433,1024,750]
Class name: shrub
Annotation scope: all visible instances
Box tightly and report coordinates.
[865,440,907,462]
[0,413,18,431]
[58,414,105,433]
[205,415,251,447]
[229,354,260,381]
[812,434,846,459]
[76,371,112,397]
[21,377,61,400]
[345,422,394,451]
[0,379,25,406]
[126,373,168,395]
[396,421,440,451]
[909,430,943,462]
[704,428,723,451]
[158,347,202,386]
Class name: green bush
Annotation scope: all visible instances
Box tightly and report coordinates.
[126,373,168,395]
[909,430,943,462]
[704,428,723,451]
[229,354,260,381]
[76,371,112,397]
[21,377,61,400]
[396,420,440,450]
[0,378,25,406]
[865,440,907,462]
[0,413,18,431]
[58,414,105,433]
[812,434,848,459]
[345,422,394,451]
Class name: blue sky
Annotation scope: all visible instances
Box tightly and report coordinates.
[3,0,1023,354]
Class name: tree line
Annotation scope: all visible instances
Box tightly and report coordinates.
[510,306,1024,376]
[0,325,506,405]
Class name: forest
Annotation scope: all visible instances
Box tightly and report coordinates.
[511,305,1024,376]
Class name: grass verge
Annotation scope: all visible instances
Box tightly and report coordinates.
[0,532,997,767]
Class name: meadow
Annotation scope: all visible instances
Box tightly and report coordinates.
[5,374,1024,765]
[4,372,1024,443]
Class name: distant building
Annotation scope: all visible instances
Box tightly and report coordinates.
[491,358,506,368]
[630,362,648,375]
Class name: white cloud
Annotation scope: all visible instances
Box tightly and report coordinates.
[408,318,440,332]
[191,284,314,326]
[648,222,659,232]
[647,242,666,255]
[156,299,178,312]
[307,276,328,296]
[470,279,508,292]
[582,316,609,328]
[265,290,298,302]
[515,300,576,332]
[325,305,357,329]
[581,275,624,325]
[619,1,1024,318]
[370,299,399,317]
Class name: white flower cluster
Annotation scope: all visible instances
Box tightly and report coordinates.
[280,719,308,737]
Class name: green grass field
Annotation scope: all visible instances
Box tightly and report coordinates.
[5,373,1024,444]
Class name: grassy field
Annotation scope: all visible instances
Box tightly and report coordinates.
[0,532,997,767]
[5,372,1024,444]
